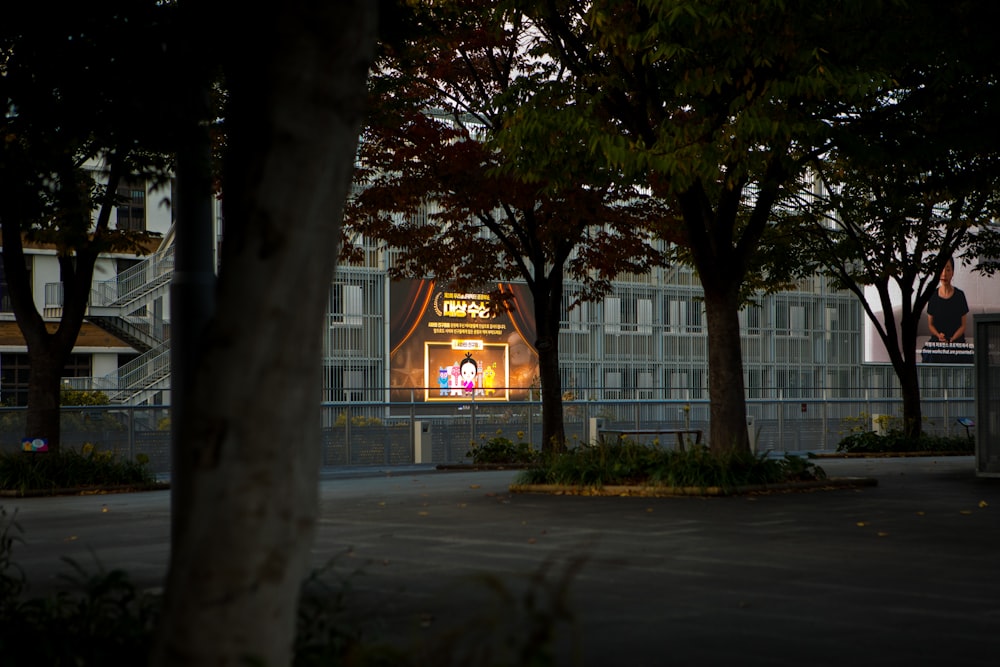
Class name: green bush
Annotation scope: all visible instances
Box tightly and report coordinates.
[0,447,156,495]
[836,430,973,454]
[466,432,539,465]
[60,389,111,406]
[516,440,825,491]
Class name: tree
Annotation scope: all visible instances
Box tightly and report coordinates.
[0,1,171,452]
[798,157,1000,439]
[793,0,1000,439]
[150,0,379,665]
[522,0,900,453]
[344,1,667,451]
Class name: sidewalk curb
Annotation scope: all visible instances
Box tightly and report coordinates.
[509,476,877,497]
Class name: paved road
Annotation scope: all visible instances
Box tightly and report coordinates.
[4,456,1000,666]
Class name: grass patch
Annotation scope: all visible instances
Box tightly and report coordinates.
[0,447,157,496]
[515,440,825,492]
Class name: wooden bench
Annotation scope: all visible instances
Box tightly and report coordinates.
[600,428,703,452]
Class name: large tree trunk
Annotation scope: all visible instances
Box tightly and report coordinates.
[702,284,751,454]
[534,273,566,452]
[150,3,377,666]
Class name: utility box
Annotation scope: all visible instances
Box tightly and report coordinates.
[746,415,758,453]
[414,421,432,464]
[975,314,1000,477]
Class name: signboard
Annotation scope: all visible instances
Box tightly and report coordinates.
[865,259,1000,364]
[389,280,538,401]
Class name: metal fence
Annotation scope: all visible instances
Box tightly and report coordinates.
[0,405,173,473]
[0,395,976,475]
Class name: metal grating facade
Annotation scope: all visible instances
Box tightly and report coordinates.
[323,241,975,404]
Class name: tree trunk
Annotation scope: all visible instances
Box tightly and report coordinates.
[896,307,924,440]
[150,3,377,666]
[702,284,751,454]
[2,224,97,454]
[534,276,565,452]
[23,344,64,450]
[897,361,923,441]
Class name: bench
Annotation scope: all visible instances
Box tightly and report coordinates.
[600,428,703,452]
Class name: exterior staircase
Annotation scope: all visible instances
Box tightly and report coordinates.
[51,244,175,404]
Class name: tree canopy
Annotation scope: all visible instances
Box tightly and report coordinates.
[345,1,668,449]
[517,0,900,452]
[792,0,1000,439]
[0,0,173,450]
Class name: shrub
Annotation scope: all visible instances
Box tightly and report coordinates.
[467,432,538,465]
[1,508,578,667]
[333,412,384,428]
[0,448,156,495]
[516,441,825,491]
[0,507,159,666]
[837,429,973,454]
[60,389,111,406]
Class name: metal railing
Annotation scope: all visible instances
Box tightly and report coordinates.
[0,395,976,475]
[89,245,175,309]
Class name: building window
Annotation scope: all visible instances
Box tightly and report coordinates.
[0,255,32,313]
[330,284,364,327]
[0,353,92,406]
[604,297,621,334]
[116,180,147,231]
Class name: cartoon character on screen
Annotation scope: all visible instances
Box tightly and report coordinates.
[483,363,497,396]
[438,367,450,396]
[449,363,463,396]
[460,353,478,396]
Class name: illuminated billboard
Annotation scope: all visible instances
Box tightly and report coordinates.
[864,258,1000,364]
[389,280,538,401]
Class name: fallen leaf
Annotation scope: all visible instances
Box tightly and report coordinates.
[877,531,889,537]
[418,511,429,517]
[916,511,925,516]
[457,503,467,509]
[377,501,386,507]
[101,505,109,513]
[469,484,481,489]
[856,522,867,527]
[527,538,537,544]
[646,508,654,513]
[979,500,989,509]
[960,510,973,515]
[65,536,78,542]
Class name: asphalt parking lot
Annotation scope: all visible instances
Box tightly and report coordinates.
[5,456,1000,666]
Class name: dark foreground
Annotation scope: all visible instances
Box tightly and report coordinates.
[6,456,1000,666]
